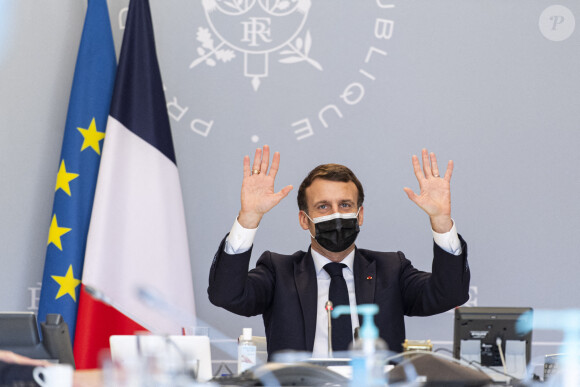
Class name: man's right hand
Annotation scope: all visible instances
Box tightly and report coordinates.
[237,145,293,229]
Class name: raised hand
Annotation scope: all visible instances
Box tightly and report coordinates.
[237,145,293,229]
[403,149,454,233]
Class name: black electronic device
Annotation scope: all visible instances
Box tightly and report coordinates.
[40,313,75,366]
[212,362,350,386]
[0,312,75,367]
[453,306,533,367]
[387,353,493,386]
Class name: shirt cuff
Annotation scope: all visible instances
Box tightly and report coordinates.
[432,219,462,256]
[224,217,258,254]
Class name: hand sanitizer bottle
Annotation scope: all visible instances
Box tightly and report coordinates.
[237,328,257,374]
[333,304,389,387]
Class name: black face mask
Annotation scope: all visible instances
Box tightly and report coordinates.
[305,210,360,253]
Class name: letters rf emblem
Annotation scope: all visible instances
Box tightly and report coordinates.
[191,0,322,91]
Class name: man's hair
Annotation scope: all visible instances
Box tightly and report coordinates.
[297,164,364,213]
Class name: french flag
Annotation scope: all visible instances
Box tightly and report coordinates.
[73,0,195,369]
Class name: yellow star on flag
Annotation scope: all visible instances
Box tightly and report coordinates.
[55,160,79,196]
[52,265,81,301]
[47,214,71,251]
[77,117,105,154]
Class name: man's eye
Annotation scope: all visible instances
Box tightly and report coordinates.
[318,204,327,210]
[340,203,351,208]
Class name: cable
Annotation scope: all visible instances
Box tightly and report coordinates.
[496,337,508,375]
[433,348,487,374]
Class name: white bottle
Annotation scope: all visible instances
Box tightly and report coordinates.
[237,328,257,374]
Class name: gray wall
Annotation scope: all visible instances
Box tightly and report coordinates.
[2,0,579,370]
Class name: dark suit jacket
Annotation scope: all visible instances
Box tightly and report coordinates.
[208,235,470,356]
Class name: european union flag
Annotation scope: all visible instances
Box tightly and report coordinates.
[38,0,116,343]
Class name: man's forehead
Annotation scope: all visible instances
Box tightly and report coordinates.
[305,179,358,203]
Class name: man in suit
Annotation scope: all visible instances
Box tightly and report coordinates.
[208,145,470,357]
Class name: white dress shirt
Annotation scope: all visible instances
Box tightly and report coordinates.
[309,248,359,357]
[224,217,462,357]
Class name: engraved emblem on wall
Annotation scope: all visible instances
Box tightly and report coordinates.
[191,0,320,91]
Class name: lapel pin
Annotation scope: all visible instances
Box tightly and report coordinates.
[366,276,373,280]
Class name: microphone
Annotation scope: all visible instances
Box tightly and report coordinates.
[83,284,151,330]
[85,285,197,379]
[83,284,112,305]
[83,284,196,333]
[136,286,196,328]
[326,300,333,357]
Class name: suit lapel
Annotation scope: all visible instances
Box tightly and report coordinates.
[353,248,376,325]
[294,249,318,351]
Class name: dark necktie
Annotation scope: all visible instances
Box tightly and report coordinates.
[324,262,353,351]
